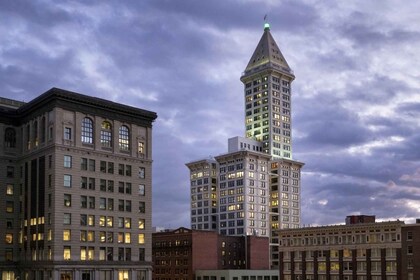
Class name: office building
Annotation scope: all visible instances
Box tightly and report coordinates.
[152,227,270,280]
[0,88,157,280]
[187,23,304,268]
[277,215,420,280]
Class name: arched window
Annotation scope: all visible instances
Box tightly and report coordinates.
[81,117,94,144]
[101,121,112,147]
[119,125,130,151]
[4,128,16,148]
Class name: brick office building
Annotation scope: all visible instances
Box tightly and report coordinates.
[152,227,270,280]
[277,216,420,280]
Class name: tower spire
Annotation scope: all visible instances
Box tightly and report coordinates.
[264,14,270,30]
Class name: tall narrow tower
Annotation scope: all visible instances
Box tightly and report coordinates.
[241,23,304,268]
[240,22,295,159]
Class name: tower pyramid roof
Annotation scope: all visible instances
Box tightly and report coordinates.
[245,24,292,73]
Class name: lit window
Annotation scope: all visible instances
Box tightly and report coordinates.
[80,247,87,260]
[118,125,130,151]
[125,233,131,244]
[64,194,71,207]
[63,230,71,241]
[81,118,93,144]
[138,233,145,244]
[5,233,13,244]
[138,219,145,229]
[101,121,112,148]
[138,141,144,154]
[6,184,13,195]
[125,218,131,229]
[63,246,71,260]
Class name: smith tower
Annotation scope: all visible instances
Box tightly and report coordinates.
[241,23,304,268]
[240,23,295,159]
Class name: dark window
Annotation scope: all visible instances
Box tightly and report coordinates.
[4,128,16,148]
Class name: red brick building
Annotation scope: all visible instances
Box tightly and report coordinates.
[401,222,420,280]
[152,227,269,280]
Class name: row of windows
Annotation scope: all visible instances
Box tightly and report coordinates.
[63,173,146,189]
[62,246,145,261]
[61,229,145,244]
[64,156,135,177]
[281,232,401,247]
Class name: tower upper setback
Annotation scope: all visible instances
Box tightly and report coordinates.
[241,23,295,159]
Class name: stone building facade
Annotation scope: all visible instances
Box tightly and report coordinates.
[0,88,157,280]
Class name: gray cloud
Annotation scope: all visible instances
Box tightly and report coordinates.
[1,0,420,228]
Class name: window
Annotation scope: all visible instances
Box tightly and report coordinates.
[138,233,145,244]
[125,183,132,194]
[138,219,145,229]
[88,159,95,171]
[81,158,88,170]
[81,117,93,144]
[119,125,130,150]
[108,198,114,211]
[100,179,106,191]
[6,201,14,213]
[81,214,87,226]
[89,197,95,209]
[88,215,95,226]
[108,162,114,174]
[126,165,132,176]
[5,233,13,244]
[63,229,71,241]
[88,178,95,190]
[64,213,71,225]
[118,164,124,175]
[407,231,413,241]
[64,155,72,168]
[6,166,14,178]
[125,200,132,212]
[108,180,114,192]
[6,184,14,195]
[4,128,16,148]
[138,141,144,154]
[100,198,106,210]
[81,196,87,208]
[138,184,145,196]
[101,121,112,147]
[408,245,413,255]
[64,194,71,207]
[100,161,106,173]
[64,175,72,187]
[63,246,71,260]
[139,202,145,213]
[124,218,131,229]
[64,127,72,140]
[139,167,145,179]
[81,177,87,189]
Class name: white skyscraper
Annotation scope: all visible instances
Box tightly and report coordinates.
[187,23,304,268]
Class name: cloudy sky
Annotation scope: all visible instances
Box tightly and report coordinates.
[1,0,420,228]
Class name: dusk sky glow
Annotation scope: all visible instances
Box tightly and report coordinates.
[1,0,420,228]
